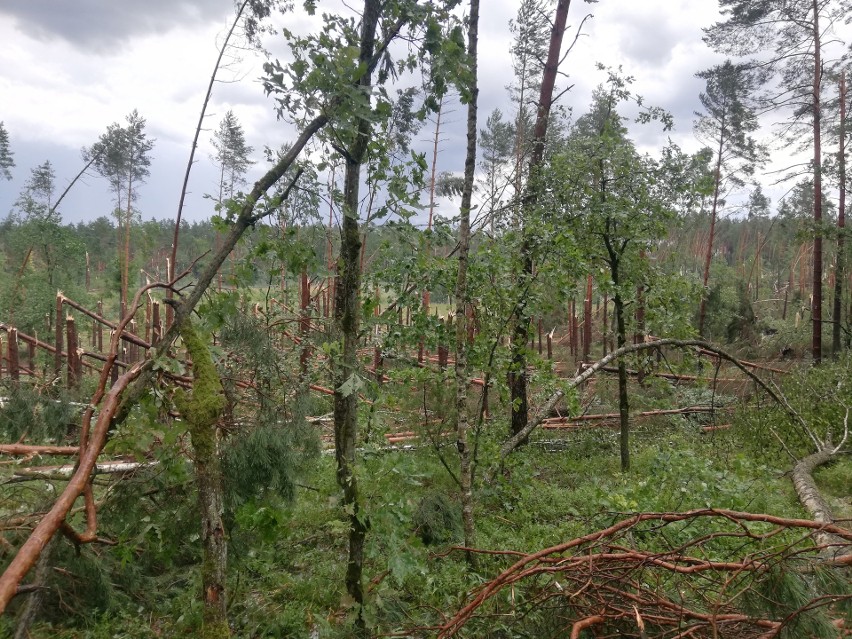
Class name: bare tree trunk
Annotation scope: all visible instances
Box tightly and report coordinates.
[123,149,133,314]
[582,274,592,361]
[12,537,56,639]
[609,258,630,472]
[169,0,251,327]
[509,0,572,441]
[833,71,846,356]
[812,0,823,364]
[332,2,381,633]
[698,120,725,336]
[300,266,310,378]
[792,446,845,556]
[453,0,480,566]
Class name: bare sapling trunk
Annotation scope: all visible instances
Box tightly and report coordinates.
[168,0,252,327]
[453,0,480,565]
[698,117,725,336]
[174,317,229,638]
[332,1,381,632]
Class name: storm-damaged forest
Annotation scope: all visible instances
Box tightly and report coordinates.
[0,0,851,637]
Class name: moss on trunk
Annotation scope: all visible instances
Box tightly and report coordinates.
[175,318,229,639]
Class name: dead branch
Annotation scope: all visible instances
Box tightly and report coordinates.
[438,508,852,638]
[489,338,817,482]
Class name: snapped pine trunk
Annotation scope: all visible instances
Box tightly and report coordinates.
[792,446,845,557]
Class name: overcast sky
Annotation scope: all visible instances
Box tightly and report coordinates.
[0,0,742,228]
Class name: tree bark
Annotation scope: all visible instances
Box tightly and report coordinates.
[833,71,846,355]
[613,290,630,472]
[453,0,480,566]
[698,113,726,336]
[792,446,844,557]
[812,0,823,364]
[12,537,56,639]
[509,0,572,440]
[175,319,228,638]
[332,1,381,632]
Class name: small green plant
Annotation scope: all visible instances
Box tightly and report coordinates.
[413,490,462,546]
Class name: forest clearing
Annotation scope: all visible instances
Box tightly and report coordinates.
[1,0,851,637]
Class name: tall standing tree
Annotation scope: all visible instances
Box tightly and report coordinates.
[508,0,550,203]
[831,71,847,354]
[553,85,678,472]
[694,61,765,335]
[478,109,515,231]
[14,161,60,283]
[452,0,480,564]
[509,0,572,441]
[14,161,56,221]
[705,0,852,363]
[211,110,254,289]
[261,1,448,631]
[0,122,14,181]
[211,110,255,206]
[87,110,154,312]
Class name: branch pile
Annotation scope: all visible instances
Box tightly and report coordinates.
[439,509,852,638]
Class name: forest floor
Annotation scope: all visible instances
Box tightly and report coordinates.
[4,399,849,638]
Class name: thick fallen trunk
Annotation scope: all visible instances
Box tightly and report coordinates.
[792,446,846,556]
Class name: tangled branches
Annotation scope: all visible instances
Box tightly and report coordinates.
[439,509,852,638]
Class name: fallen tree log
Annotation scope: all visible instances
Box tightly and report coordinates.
[0,445,80,457]
[488,338,814,482]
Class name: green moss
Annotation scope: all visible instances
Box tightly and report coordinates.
[198,620,230,639]
[174,318,226,457]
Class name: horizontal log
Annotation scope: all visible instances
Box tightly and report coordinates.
[0,444,80,457]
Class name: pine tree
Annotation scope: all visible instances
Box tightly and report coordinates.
[14,161,56,221]
[694,61,766,335]
[508,0,550,200]
[86,110,154,311]
[211,110,254,206]
[0,122,14,181]
[478,109,514,231]
[705,0,852,363]
[508,0,571,442]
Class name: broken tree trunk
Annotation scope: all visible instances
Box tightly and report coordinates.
[792,445,847,558]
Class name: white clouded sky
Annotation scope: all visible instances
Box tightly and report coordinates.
[1,0,823,228]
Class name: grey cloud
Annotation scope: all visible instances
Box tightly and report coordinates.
[1,0,233,53]
[619,17,679,67]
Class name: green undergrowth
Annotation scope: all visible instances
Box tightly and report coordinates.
[6,419,822,639]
